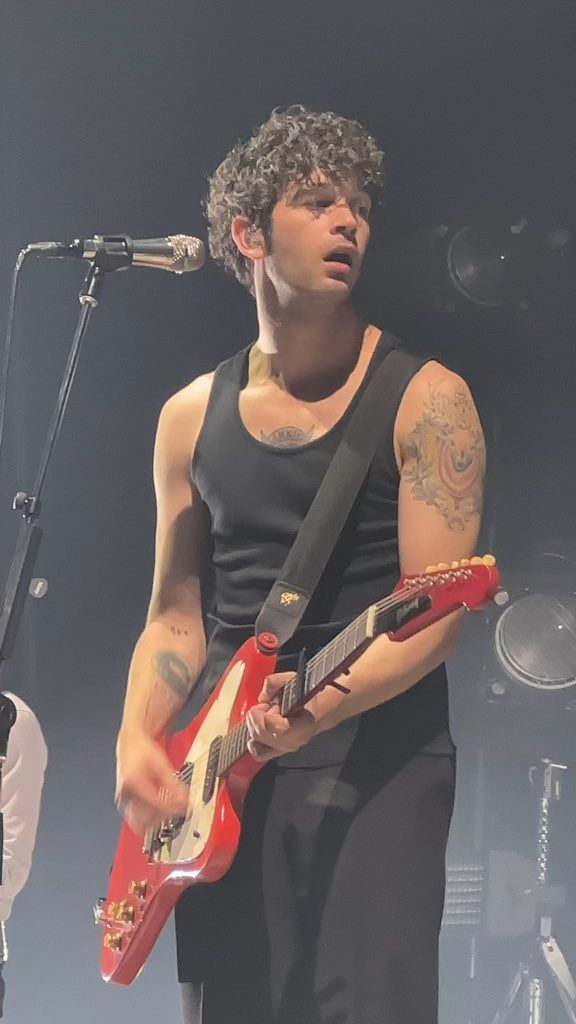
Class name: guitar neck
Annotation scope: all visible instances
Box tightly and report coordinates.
[213,557,499,779]
[215,597,410,777]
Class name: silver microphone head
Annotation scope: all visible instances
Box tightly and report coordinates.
[167,234,206,274]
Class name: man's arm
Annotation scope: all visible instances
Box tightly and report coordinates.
[0,700,47,921]
[115,375,213,831]
[311,362,486,728]
[246,363,486,757]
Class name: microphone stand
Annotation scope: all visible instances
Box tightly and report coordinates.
[0,255,120,879]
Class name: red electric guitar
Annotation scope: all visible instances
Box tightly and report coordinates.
[97,555,500,984]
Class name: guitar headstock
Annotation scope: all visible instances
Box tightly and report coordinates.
[411,554,499,608]
[372,554,501,641]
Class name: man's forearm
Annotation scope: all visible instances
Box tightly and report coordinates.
[307,611,462,734]
[119,618,206,740]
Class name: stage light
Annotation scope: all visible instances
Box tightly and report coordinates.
[445,221,535,308]
[368,218,571,319]
[494,591,576,693]
[485,554,576,702]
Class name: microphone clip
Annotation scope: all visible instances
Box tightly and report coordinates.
[81,235,135,273]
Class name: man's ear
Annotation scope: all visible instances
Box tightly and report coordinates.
[231,216,266,263]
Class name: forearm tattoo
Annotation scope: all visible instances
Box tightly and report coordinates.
[260,425,314,448]
[152,650,193,700]
[403,381,486,532]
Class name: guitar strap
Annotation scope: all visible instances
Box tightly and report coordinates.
[255,335,421,650]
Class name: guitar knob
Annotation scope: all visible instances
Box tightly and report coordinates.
[470,557,484,565]
[436,563,450,570]
[482,554,496,566]
[425,564,438,573]
[104,931,122,952]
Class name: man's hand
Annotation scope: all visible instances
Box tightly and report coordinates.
[245,672,317,763]
[115,731,189,833]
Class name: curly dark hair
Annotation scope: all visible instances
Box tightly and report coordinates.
[204,105,385,293]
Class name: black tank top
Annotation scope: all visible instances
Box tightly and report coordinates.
[190,332,455,765]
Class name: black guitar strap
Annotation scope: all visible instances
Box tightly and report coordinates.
[255,337,420,650]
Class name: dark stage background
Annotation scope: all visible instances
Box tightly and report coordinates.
[1,2,575,1022]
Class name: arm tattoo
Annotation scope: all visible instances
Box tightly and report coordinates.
[260,425,314,448]
[170,625,189,637]
[152,650,193,700]
[403,381,486,532]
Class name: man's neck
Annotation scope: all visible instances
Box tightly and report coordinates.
[255,299,369,401]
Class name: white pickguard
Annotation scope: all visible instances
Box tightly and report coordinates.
[160,660,246,866]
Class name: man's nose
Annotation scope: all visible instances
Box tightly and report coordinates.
[331,200,358,238]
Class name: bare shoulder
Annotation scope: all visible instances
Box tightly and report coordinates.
[155,372,216,463]
[159,372,215,434]
[398,359,473,416]
[395,359,483,457]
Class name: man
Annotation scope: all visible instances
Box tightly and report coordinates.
[0,692,47,1017]
[115,105,486,1023]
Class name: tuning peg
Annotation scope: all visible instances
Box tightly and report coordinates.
[116,902,135,924]
[482,554,496,566]
[104,931,122,952]
[128,880,147,898]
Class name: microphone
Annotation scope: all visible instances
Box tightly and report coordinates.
[24,234,206,274]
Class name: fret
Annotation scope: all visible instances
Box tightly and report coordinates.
[333,632,344,667]
[238,723,247,757]
[219,734,229,775]
[234,725,242,762]
[304,663,315,697]
[315,656,325,689]
[285,679,295,713]
[307,652,322,693]
[340,622,350,659]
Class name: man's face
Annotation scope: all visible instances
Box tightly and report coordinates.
[261,172,372,302]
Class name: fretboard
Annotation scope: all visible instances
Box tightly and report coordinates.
[216,606,373,777]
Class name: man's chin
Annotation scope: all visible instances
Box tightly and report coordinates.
[308,270,356,295]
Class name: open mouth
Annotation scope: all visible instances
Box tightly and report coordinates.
[323,251,354,270]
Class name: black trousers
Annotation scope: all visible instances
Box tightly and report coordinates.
[176,741,456,1024]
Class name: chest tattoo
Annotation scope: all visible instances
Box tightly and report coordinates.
[260,425,315,448]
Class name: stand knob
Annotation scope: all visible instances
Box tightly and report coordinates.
[12,492,41,519]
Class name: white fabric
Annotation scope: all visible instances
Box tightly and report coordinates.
[0,694,47,922]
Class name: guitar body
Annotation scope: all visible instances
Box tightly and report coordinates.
[100,637,276,983]
[99,558,500,985]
